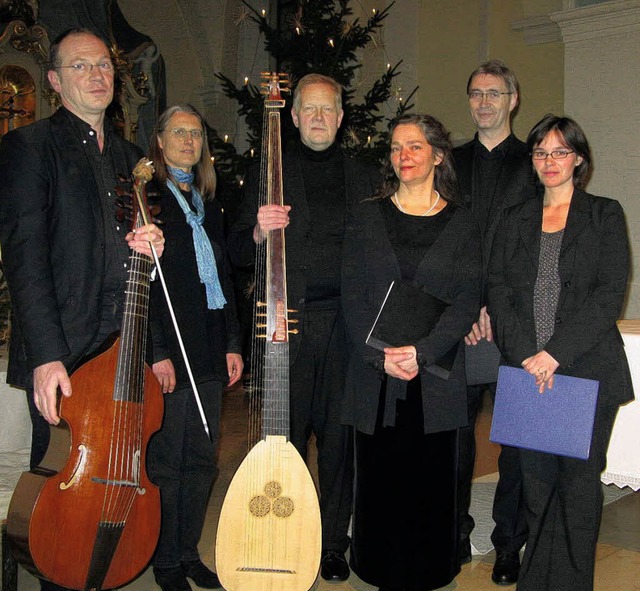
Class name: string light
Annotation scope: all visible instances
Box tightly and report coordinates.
[210,156,215,164]
[225,1,412,168]
[239,179,244,187]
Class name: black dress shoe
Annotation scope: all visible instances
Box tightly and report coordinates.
[154,566,192,591]
[491,551,520,586]
[181,560,222,589]
[459,537,472,565]
[320,550,350,582]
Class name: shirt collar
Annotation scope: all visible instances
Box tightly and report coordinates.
[59,106,112,145]
[473,132,515,160]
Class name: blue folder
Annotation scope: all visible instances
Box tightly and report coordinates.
[490,366,599,460]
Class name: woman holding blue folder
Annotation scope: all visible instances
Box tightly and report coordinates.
[488,114,634,591]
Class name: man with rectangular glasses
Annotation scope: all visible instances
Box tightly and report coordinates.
[0,28,164,591]
[453,59,537,586]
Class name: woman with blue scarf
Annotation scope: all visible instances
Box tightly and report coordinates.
[147,104,243,591]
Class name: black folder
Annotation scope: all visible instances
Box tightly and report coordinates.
[490,366,599,459]
[366,280,456,379]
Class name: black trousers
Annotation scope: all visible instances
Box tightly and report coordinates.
[517,402,619,591]
[458,383,527,554]
[289,308,354,553]
[147,380,223,569]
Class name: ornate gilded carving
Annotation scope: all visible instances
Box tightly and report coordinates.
[0,19,48,64]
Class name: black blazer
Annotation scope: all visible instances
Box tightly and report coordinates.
[0,108,143,388]
[488,188,634,408]
[341,200,482,435]
[454,135,536,299]
[149,184,242,387]
[228,141,380,363]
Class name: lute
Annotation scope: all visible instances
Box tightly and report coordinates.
[215,73,322,591]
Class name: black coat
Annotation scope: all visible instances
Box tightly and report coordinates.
[228,141,380,363]
[453,135,536,300]
[487,188,634,408]
[341,200,482,435]
[0,108,143,388]
[149,184,241,386]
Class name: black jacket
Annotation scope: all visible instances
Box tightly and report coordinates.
[488,188,634,408]
[453,134,536,301]
[228,141,380,363]
[149,183,241,386]
[341,199,482,435]
[0,108,143,388]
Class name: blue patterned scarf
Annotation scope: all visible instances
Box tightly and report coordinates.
[166,167,226,309]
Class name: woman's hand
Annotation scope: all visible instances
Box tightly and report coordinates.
[226,353,244,387]
[383,345,419,381]
[126,223,165,258]
[152,358,176,393]
[522,350,559,393]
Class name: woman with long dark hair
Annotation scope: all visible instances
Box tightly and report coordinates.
[342,114,481,591]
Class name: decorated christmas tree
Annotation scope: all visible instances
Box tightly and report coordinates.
[210,0,416,202]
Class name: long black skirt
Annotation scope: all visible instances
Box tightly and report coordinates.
[350,377,460,591]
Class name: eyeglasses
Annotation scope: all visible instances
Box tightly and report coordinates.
[531,149,575,160]
[57,62,114,74]
[467,90,512,102]
[169,128,205,140]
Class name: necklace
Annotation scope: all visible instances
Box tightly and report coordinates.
[393,191,440,216]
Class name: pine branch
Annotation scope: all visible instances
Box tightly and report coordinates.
[211,0,415,199]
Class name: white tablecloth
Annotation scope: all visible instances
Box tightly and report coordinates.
[601,321,640,491]
[0,363,31,518]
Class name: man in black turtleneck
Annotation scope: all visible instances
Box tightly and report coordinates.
[229,73,379,582]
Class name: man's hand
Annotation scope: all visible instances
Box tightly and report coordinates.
[152,358,176,393]
[226,353,244,387]
[126,223,165,258]
[464,306,493,345]
[253,204,291,244]
[33,361,71,425]
[383,345,419,381]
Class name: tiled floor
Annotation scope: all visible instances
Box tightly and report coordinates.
[9,387,640,591]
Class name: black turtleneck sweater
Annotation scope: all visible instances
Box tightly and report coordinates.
[298,140,346,308]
